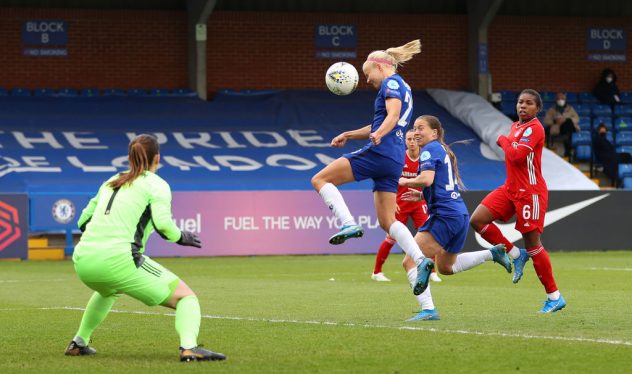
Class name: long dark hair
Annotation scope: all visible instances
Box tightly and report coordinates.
[417,115,464,190]
[108,134,159,189]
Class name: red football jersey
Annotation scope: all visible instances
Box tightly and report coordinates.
[497,117,548,197]
[397,152,424,213]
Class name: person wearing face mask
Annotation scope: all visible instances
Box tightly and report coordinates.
[593,123,632,185]
[543,92,580,157]
[593,68,621,109]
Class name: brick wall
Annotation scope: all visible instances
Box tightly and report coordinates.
[1,8,631,94]
[0,8,187,89]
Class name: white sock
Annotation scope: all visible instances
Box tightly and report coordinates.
[318,183,356,227]
[389,221,424,263]
[547,290,561,300]
[451,250,493,274]
[508,247,520,259]
[407,268,434,310]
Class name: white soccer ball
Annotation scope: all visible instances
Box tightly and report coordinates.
[325,62,359,96]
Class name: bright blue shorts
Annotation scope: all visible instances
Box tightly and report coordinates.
[344,147,402,193]
[418,213,469,254]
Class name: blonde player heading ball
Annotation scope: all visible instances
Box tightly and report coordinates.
[311,39,435,295]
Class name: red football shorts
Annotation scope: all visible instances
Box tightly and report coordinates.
[481,185,547,234]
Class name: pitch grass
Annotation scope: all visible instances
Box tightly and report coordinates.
[1,251,631,373]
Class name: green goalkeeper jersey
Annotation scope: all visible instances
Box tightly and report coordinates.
[73,171,182,279]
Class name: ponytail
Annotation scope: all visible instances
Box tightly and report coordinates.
[417,115,465,190]
[108,134,159,189]
[365,39,422,71]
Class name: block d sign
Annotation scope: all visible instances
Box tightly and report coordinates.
[587,28,626,51]
[22,20,68,45]
[314,24,356,48]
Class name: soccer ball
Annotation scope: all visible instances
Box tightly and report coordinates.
[325,62,359,96]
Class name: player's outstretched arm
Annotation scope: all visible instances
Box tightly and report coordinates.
[399,170,435,188]
[331,124,372,147]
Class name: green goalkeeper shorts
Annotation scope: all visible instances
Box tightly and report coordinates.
[76,256,181,306]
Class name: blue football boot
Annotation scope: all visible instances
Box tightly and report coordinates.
[490,244,512,273]
[539,295,567,313]
[413,258,435,296]
[328,224,364,245]
[512,248,529,284]
[407,308,440,321]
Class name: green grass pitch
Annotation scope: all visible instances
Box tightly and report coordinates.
[1,251,631,373]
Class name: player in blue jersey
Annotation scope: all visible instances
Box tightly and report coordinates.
[399,115,512,321]
[311,40,434,295]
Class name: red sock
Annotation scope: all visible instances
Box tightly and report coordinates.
[478,223,514,252]
[528,246,558,293]
[374,238,395,274]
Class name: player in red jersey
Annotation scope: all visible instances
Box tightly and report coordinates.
[470,89,566,313]
[371,130,437,282]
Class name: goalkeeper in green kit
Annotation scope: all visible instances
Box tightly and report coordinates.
[64,134,225,362]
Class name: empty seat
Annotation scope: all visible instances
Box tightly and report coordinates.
[57,88,78,97]
[620,92,632,104]
[622,177,632,189]
[149,88,170,96]
[572,131,592,147]
[575,145,592,161]
[500,101,516,117]
[565,92,578,103]
[499,90,518,103]
[615,132,632,146]
[80,88,100,97]
[540,91,556,103]
[614,105,632,117]
[102,89,126,96]
[616,145,632,155]
[579,92,599,104]
[33,88,54,97]
[0,87,7,96]
[11,88,32,97]
[591,104,612,117]
[614,117,632,132]
[619,163,632,178]
[573,104,591,117]
[127,88,146,96]
[171,88,196,97]
[578,117,592,131]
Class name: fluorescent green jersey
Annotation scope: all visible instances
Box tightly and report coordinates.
[73,171,182,281]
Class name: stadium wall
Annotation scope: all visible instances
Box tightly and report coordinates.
[1,9,631,93]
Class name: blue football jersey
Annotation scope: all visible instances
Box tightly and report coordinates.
[364,74,413,164]
[419,140,469,216]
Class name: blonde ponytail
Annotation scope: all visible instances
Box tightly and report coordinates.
[365,39,422,71]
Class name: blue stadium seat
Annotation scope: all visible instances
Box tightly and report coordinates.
[615,132,632,146]
[616,145,632,155]
[578,117,592,131]
[33,88,54,97]
[0,87,7,96]
[11,88,32,97]
[619,163,632,178]
[540,91,556,103]
[572,131,592,147]
[579,92,599,104]
[127,88,146,96]
[573,104,591,117]
[57,88,78,97]
[615,117,632,132]
[592,117,613,130]
[80,88,100,97]
[500,101,516,117]
[622,177,632,189]
[499,90,518,103]
[149,88,170,96]
[591,104,612,117]
[575,145,592,161]
[614,104,632,117]
[565,92,578,103]
[171,88,196,97]
[620,92,632,104]
[102,88,126,96]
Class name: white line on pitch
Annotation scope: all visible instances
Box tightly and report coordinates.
[589,267,632,271]
[17,306,630,347]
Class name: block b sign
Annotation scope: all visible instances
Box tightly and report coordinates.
[22,20,68,57]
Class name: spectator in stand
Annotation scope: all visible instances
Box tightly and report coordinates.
[593,123,632,185]
[593,68,621,110]
[543,92,580,157]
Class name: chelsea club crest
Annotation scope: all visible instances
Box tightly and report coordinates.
[52,199,75,224]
